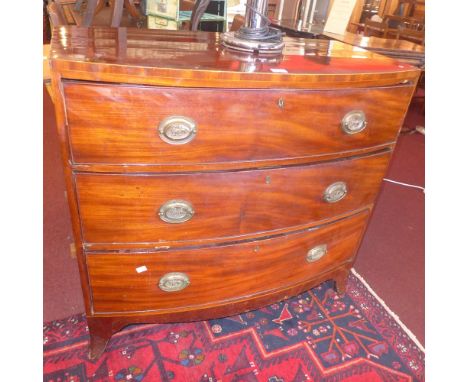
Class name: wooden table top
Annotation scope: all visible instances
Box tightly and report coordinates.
[323,32,424,53]
[49,26,420,88]
[323,32,424,67]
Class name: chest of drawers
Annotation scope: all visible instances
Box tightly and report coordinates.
[49,27,419,358]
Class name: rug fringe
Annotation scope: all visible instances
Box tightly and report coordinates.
[350,268,425,353]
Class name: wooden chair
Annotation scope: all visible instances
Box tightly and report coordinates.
[81,0,143,27]
[396,24,425,44]
[363,0,423,38]
[47,0,85,26]
[180,0,195,11]
[51,0,143,27]
[230,14,245,32]
[178,0,195,30]
[47,1,68,28]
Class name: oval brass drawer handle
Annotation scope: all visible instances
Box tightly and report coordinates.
[306,244,327,262]
[158,200,194,224]
[159,272,190,292]
[323,181,348,203]
[341,110,367,134]
[158,116,197,145]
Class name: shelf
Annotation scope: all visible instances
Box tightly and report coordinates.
[178,10,225,22]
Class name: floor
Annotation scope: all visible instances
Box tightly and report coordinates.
[354,122,425,345]
[43,86,425,345]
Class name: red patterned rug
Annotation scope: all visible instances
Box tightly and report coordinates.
[43,270,424,381]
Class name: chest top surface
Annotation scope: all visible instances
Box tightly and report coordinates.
[49,26,420,88]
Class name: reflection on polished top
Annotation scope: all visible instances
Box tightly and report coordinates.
[49,26,420,88]
[270,18,324,37]
[323,32,424,54]
[323,32,424,68]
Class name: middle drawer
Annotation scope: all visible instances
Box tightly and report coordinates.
[75,151,390,245]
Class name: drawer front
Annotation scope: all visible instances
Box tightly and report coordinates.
[76,151,390,245]
[64,82,412,165]
[88,211,369,313]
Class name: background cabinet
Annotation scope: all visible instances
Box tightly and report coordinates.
[146,0,227,31]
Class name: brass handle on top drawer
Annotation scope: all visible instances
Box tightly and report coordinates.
[306,244,327,262]
[159,272,190,292]
[341,110,367,134]
[323,181,348,203]
[158,116,197,145]
[158,200,195,224]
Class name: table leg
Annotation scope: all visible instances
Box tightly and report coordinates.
[110,0,124,27]
[125,0,141,19]
[82,0,99,26]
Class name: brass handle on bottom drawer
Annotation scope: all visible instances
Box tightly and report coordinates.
[323,181,348,203]
[158,200,194,224]
[306,244,327,263]
[159,272,190,292]
[341,110,367,134]
[158,116,197,145]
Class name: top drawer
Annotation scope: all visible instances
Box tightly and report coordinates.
[63,82,413,166]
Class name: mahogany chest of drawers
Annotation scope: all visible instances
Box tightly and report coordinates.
[49,26,420,358]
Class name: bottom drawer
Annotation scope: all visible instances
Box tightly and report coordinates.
[88,211,369,314]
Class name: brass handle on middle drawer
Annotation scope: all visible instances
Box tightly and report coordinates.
[158,200,194,224]
[159,272,190,292]
[158,116,197,145]
[323,181,348,203]
[306,244,327,262]
[341,110,367,134]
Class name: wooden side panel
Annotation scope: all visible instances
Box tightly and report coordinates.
[75,151,390,245]
[88,211,369,313]
[50,72,94,315]
[64,83,413,165]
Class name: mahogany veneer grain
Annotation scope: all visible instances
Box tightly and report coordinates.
[64,82,412,167]
[88,211,369,313]
[75,151,390,245]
